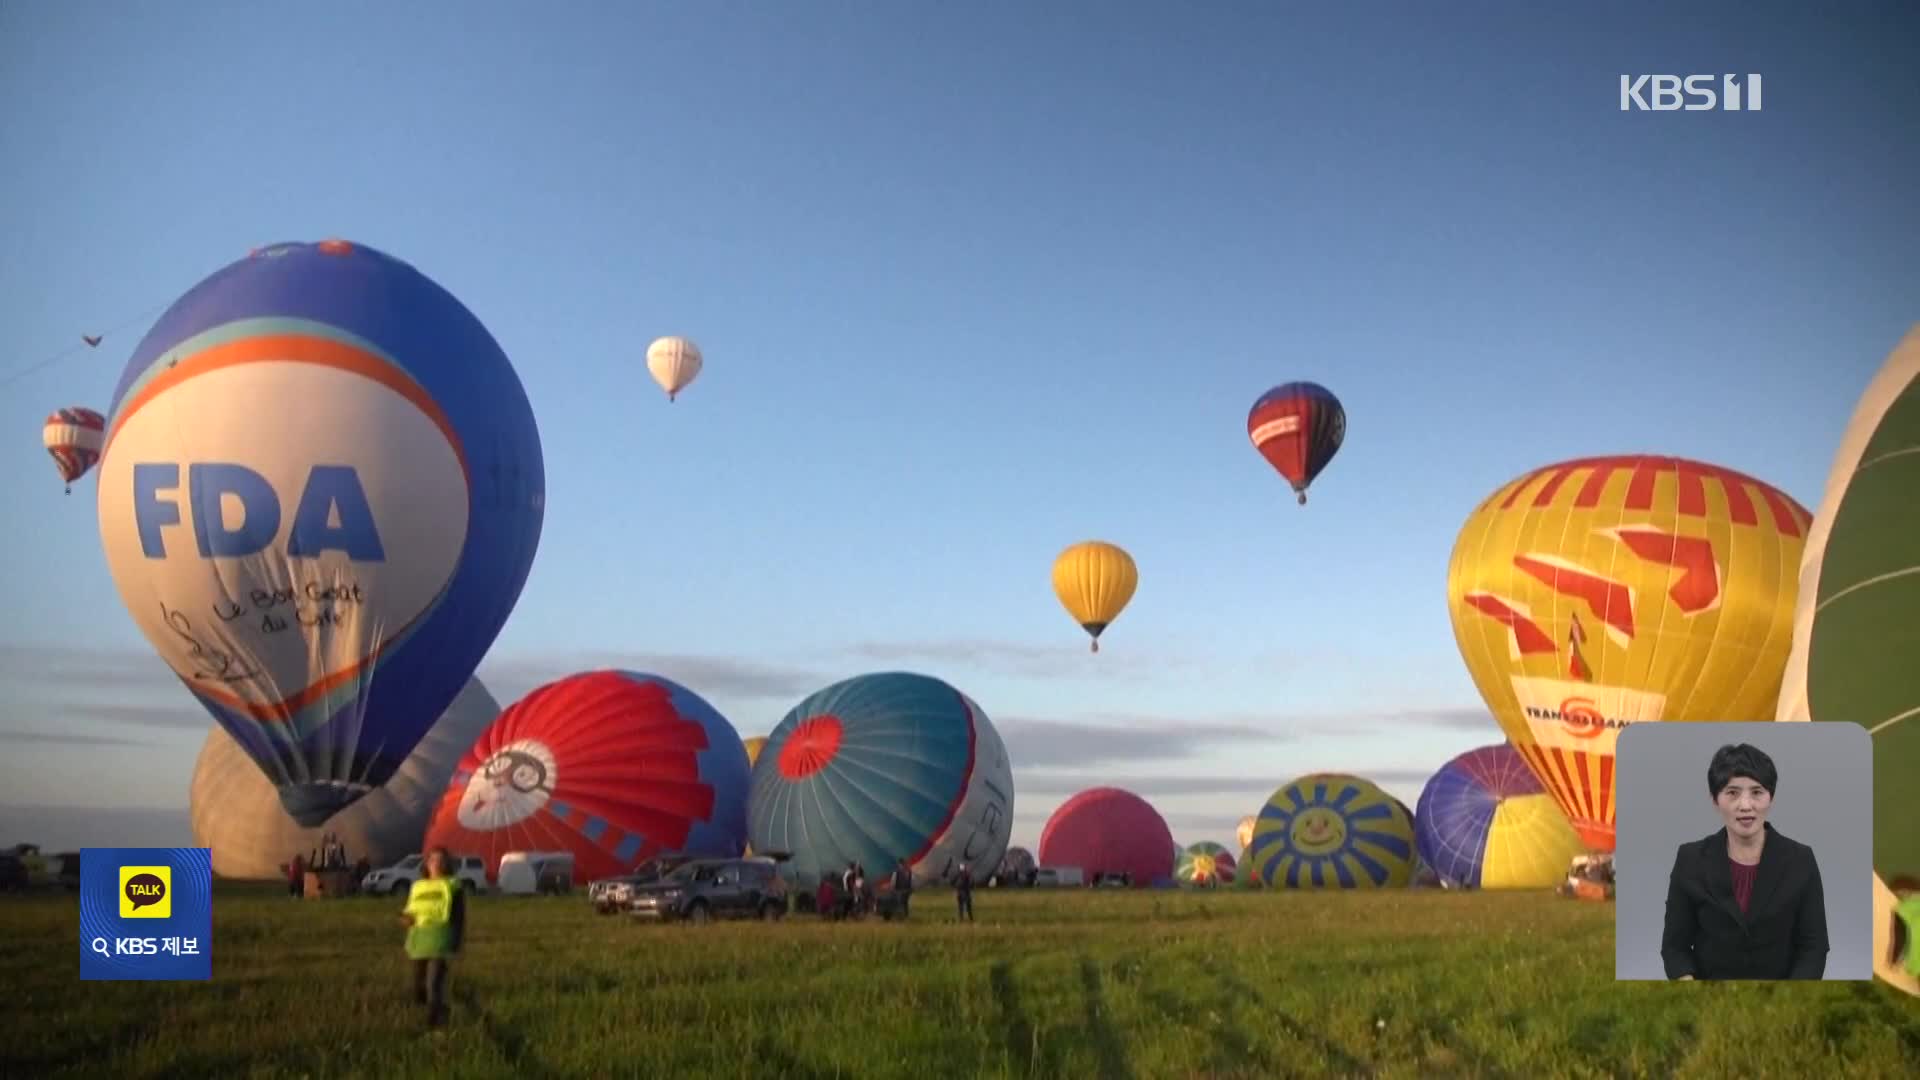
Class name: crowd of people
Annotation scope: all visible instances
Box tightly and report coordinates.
[810,859,976,921]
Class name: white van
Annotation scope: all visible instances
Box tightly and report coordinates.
[1033,866,1085,888]
[497,851,575,895]
[363,853,489,896]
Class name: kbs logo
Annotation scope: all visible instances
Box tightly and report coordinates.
[1620,74,1762,111]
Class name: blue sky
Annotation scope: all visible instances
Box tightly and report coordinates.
[2,3,1916,852]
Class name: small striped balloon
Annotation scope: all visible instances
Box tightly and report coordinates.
[43,406,106,492]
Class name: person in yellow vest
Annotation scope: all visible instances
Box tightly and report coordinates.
[400,847,467,1028]
[1891,876,1920,980]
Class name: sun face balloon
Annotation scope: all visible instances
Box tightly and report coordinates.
[1248,773,1415,888]
[1777,324,1920,996]
[424,670,750,883]
[190,678,501,880]
[96,240,545,827]
[1414,743,1586,889]
[1447,454,1809,853]
[748,672,1013,887]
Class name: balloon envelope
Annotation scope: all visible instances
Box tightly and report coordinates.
[1446,454,1808,852]
[424,670,750,882]
[43,407,105,488]
[1037,787,1174,887]
[1175,841,1237,886]
[646,336,702,400]
[1248,773,1415,888]
[190,678,501,879]
[1234,814,1256,851]
[999,846,1036,881]
[1414,743,1585,889]
[1247,381,1345,503]
[1776,324,1920,995]
[1051,541,1138,651]
[96,240,544,827]
[748,672,1013,887]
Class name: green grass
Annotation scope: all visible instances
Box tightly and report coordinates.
[6,884,1918,1078]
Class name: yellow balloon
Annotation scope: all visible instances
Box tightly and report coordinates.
[1445,454,1809,853]
[741,736,768,855]
[1051,541,1137,652]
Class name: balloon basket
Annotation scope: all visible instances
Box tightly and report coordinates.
[303,869,358,899]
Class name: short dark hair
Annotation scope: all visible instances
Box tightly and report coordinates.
[1707,743,1777,797]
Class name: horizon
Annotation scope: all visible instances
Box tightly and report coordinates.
[3,5,1917,861]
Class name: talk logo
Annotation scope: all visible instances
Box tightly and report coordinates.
[119,865,171,919]
[1447,455,1809,852]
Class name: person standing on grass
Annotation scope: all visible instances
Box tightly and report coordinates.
[288,853,304,899]
[954,862,974,922]
[401,847,466,1029]
[892,859,914,919]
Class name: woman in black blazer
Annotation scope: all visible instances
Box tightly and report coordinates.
[1661,743,1828,980]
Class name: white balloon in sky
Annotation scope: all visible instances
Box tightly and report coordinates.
[646,336,703,402]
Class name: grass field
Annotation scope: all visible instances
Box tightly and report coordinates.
[6,884,1919,1079]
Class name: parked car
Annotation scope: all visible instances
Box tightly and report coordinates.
[0,853,26,892]
[361,853,489,895]
[588,854,695,913]
[1032,867,1084,888]
[627,857,788,924]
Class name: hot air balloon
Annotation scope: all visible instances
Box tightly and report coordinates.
[1248,381,1345,505]
[1176,841,1237,886]
[1037,787,1174,887]
[190,677,501,880]
[1386,794,1439,887]
[1234,814,1257,851]
[741,736,768,855]
[1446,454,1809,853]
[424,670,750,883]
[96,239,545,827]
[1414,743,1586,890]
[1247,773,1415,888]
[1233,848,1261,888]
[646,336,702,402]
[748,672,1013,888]
[998,846,1036,884]
[1777,324,1920,996]
[43,407,105,494]
[1051,541,1137,652]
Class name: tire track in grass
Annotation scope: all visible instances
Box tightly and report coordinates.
[1214,970,1376,1078]
[452,981,553,1078]
[1077,954,1136,1080]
